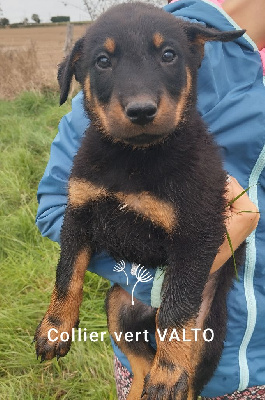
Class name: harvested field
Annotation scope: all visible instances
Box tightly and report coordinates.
[0,24,89,98]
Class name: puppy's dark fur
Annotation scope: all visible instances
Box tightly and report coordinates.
[34,3,244,399]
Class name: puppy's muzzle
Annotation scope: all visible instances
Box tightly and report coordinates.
[125,101,157,125]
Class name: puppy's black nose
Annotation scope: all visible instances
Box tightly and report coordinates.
[125,102,157,125]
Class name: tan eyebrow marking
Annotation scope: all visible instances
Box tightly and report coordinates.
[153,32,164,48]
[104,37,116,53]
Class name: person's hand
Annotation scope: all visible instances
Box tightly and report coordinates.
[210,176,260,274]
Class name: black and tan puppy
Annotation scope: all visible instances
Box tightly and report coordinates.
[34,3,244,399]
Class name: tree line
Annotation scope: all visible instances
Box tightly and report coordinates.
[0,0,167,26]
[82,0,166,21]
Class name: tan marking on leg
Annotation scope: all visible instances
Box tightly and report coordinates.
[35,248,91,359]
[68,178,108,207]
[145,318,196,399]
[147,275,218,398]
[107,286,154,399]
[104,37,116,53]
[45,248,90,327]
[126,356,152,400]
[115,191,177,233]
[67,248,91,296]
[155,319,197,377]
[174,67,192,126]
[153,32,164,48]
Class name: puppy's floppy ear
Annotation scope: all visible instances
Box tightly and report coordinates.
[58,37,84,105]
[184,23,245,58]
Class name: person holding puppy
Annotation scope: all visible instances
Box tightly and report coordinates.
[36,0,264,398]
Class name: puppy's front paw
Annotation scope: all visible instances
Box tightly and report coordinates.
[34,313,78,362]
[142,363,190,400]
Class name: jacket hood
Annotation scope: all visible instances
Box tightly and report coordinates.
[164,0,258,52]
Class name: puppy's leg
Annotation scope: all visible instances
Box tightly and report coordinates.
[193,256,239,395]
[34,208,91,361]
[143,255,215,400]
[106,284,156,400]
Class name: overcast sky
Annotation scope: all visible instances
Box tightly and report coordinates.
[1,0,90,23]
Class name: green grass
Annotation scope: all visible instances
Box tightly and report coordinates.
[0,90,117,399]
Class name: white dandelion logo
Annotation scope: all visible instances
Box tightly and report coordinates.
[130,264,153,305]
[113,260,129,285]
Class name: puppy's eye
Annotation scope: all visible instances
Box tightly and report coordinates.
[162,50,176,63]
[96,55,111,69]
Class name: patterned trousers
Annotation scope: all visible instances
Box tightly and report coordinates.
[114,356,265,400]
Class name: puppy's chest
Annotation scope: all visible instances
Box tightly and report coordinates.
[68,177,179,264]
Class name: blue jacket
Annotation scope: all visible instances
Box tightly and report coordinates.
[36,0,265,396]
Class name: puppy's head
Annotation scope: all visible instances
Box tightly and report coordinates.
[58,3,244,147]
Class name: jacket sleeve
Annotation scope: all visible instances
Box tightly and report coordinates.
[35,91,89,243]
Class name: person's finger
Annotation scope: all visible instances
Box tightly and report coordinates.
[225,176,258,214]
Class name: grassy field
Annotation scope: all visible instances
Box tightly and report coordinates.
[0,24,87,76]
[0,25,87,99]
[0,90,117,400]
